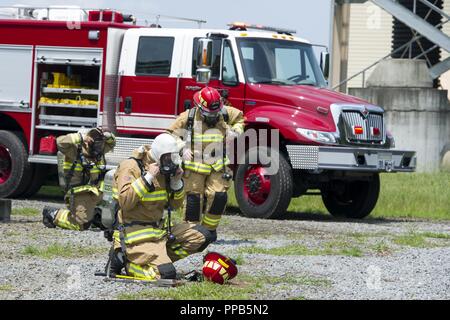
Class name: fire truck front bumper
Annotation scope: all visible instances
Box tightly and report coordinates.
[286,145,416,173]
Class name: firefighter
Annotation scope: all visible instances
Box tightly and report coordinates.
[167,87,244,236]
[107,133,216,280]
[42,128,116,231]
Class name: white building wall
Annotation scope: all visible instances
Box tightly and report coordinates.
[347,2,393,89]
[439,0,450,97]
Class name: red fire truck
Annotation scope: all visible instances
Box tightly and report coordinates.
[0,7,416,219]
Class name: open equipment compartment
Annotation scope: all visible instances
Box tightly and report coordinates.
[32,46,103,156]
[35,46,102,130]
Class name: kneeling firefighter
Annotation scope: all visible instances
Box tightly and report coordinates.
[42,128,116,231]
[167,87,244,233]
[108,133,216,280]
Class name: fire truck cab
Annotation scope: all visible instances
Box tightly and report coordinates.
[0,7,416,219]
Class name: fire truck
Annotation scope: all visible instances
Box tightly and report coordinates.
[0,7,416,219]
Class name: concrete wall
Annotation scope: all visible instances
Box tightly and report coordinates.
[350,87,450,172]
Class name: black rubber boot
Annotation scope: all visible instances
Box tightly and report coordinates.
[42,206,58,228]
[108,250,126,277]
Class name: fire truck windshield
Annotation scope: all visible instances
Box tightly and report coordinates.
[236,38,326,87]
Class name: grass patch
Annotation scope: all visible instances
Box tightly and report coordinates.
[421,232,450,240]
[117,279,263,300]
[371,241,393,255]
[4,231,20,237]
[0,284,13,292]
[11,207,40,217]
[21,243,103,259]
[392,232,430,248]
[236,242,363,257]
[227,172,450,220]
[117,273,329,300]
[259,274,332,287]
[233,254,246,265]
[37,185,65,197]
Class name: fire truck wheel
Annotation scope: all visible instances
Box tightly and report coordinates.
[18,164,48,198]
[234,146,293,219]
[321,174,380,219]
[0,130,32,198]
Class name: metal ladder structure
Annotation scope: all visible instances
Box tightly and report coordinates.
[333,0,450,91]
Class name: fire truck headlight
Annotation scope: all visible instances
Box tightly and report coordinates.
[296,128,336,144]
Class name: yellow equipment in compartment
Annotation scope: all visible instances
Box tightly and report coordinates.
[47,72,82,89]
[39,96,98,107]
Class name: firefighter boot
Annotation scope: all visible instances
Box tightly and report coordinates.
[42,206,58,228]
[108,250,126,277]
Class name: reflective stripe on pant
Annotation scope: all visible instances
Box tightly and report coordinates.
[183,169,232,230]
[166,222,212,262]
[119,222,211,280]
[54,191,101,230]
[113,227,166,246]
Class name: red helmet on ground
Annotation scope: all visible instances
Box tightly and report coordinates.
[202,252,238,285]
[193,87,223,114]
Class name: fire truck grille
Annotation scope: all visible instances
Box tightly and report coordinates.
[341,111,385,143]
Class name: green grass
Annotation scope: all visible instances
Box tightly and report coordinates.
[4,231,20,237]
[421,232,450,240]
[21,243,103,259]
[259,274,332,287]
[116,273,329,300]
[392,232,430,248]
[117,280,263,300]
[227,172,450,220]
[11,207,40,217]
[0,284,13,292]
[371,241,393,255]
[37,185,65,197]
[236,242,363,257]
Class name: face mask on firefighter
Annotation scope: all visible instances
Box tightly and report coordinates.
[201,106,221,128]
[89,139,105,160]
[159,153,181,177]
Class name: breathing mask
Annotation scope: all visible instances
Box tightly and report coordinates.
[159,152,181,177]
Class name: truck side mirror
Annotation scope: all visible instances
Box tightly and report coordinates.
[320,51,330,80]
[196,38,213,84]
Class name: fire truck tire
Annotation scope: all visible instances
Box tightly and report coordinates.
[19,164,48,198]
[321,174,380,219]
[234,147,293,219]
[0,130,32,198]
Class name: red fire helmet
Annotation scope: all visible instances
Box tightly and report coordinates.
[202,252,238,285]
[193,87,223,114]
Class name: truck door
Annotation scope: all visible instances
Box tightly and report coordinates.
[179,38,245,113]
[117,36,177,135]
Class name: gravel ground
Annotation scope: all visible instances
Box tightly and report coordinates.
[0,198,449,300]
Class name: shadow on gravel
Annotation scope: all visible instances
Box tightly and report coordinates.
[28,195,64,203]
[226,206,412,225]
[214,239,258,246]
[2,219,40,224]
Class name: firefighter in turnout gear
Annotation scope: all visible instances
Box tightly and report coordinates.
[167,87,244,234]
[42,128,116,230]
[108,133,216,280]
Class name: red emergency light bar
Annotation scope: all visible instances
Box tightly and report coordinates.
[227,22,296,35]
